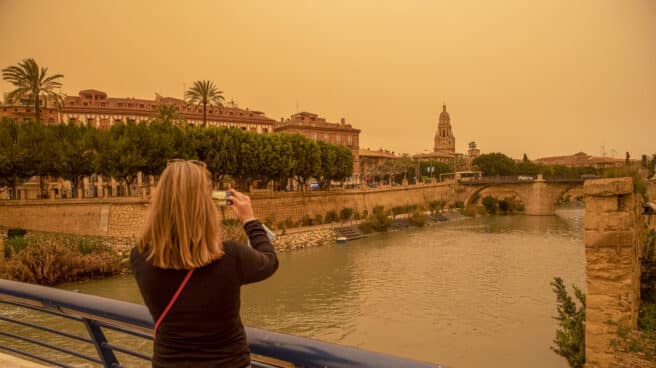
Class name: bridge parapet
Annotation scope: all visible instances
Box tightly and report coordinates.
[583,177,643,368]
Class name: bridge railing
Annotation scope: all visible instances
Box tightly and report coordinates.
[0,279,442,368]
[458,175,584,185]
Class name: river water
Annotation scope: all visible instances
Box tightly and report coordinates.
[3,209,585,368]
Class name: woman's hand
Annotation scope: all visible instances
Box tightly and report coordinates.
[228,190,256,224]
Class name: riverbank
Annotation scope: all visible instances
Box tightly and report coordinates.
[0,209,467,285]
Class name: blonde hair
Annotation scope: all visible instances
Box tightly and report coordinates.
[138,160,224,269]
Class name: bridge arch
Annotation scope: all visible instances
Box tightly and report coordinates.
[464,184,530,211]
[460,182,583,215]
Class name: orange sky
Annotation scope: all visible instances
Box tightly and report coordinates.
[1,0,655,159]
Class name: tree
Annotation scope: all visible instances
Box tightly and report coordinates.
[184,80,224,128]
[53,124,97,198]
[551,277,585,368]
[0,119,34,196]
[642,154,649,169]
[472,153,517,176]
[18,121,58,197]
[625,152,630,166]
[2,58,64,123]
[98,122,148,196]
[523,153,529,163]
[420,160,450,180]
[153,104,186,127]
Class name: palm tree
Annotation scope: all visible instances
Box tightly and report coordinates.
[155,104,186,126]
[184,80,224,128]
[2,58,64,123]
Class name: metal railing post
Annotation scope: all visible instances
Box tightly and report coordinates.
[84,319,119,368]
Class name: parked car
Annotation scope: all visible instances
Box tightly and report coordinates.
[517,175,534,182]
[309,183,320,191]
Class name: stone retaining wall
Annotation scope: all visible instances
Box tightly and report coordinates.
[0,183,454,247]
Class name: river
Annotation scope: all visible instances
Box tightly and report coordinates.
[3,209,586,367]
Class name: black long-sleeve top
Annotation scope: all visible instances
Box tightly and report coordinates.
[131,220,279,368]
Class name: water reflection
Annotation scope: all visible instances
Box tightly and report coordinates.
[4,210,584,368]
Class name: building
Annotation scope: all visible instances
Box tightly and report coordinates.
[60,89,276,132]
[274,112,361,182]
[414,104,457,164]
[467,141,481,160]
[359,148,398,184]
[1,89,277,132]
[0,93,60,124]
[534,152,627,169]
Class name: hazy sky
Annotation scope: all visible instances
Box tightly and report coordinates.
[1,0,654,159]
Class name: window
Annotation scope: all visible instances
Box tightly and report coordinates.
[324,134,329,140]
[68,118,77,124]
[263,128,269,133]
[347,136,353,146]
[83,102,88,106]
[117,103,123,107]
[48,118,55,124]
[336,135,341,144]
[114,119,122,124]
[101,103,106,107]
[127,104,133,108]
[139,104,144,108]
[241,127,246,130]
[87,118,95,127]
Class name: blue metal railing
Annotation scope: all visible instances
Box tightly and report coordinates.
[0,279,443,368]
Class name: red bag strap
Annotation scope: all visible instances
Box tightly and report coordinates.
[153,269,194,337]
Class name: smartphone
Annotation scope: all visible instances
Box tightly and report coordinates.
[211,191,232,206]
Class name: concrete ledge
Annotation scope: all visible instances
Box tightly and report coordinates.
[584,178,633,197]
[0,353,49,368]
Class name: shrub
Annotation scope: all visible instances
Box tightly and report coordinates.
[498,199,510,213]
[340,207,354,221]
[361,209,369,218]
[482,196,498,214]
[391,206,406,218]
[353,212,361,220]
[550,277,585,368]
[7,228,27,239]
[325,210,338,223]
[366,206,392,232]
[314,214,324,225]
[358,221,375,234]
[462,206,486,217]
[263,216,275,228]
[408,211,427,227]
[454,201,464,209]
[284,217,297,228]
[300,214,314,226]
[0,239,121,286]
[4,236,29,258]
[75,238,107,255]
[222,218,241,227]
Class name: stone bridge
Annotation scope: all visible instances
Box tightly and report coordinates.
[455,177,584,215]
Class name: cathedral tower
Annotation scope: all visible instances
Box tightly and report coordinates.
[433,104,455,156]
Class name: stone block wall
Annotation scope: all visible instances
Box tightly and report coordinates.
[584,178,645,368]
[0,183,455,246]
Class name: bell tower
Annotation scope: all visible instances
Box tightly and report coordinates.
[433,104,455,156]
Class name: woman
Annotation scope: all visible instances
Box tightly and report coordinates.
[131,159,278,368]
